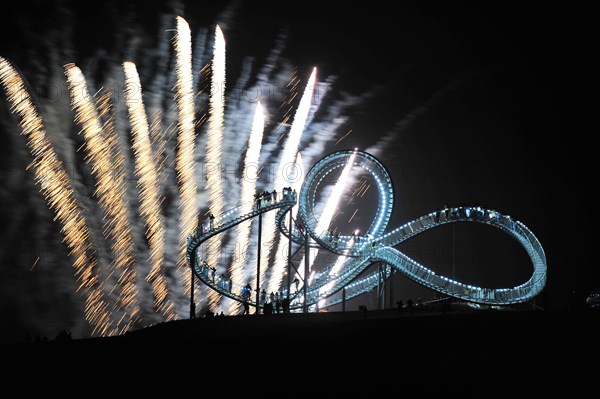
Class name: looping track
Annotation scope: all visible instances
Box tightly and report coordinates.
[187,150,546,310]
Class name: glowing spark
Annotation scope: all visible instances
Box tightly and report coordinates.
[65,63,140,332]
[228,102,264,313]
[174,16,199,299]
[268,152,304,293]
[30,257,40,270]
[348,209,358,223]
[205,24,227,309]
[335,129,352,145]
[257,68,317,289]
[276,67,299,136]
[124,62,176,320]
[360,183,370,197]
[0,57,112,335]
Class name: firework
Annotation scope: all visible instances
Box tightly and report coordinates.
[65,63,140,333]
[227,102,265,313]
[0,57,113,335]
[124,61,176,320]
[174,16,199,299]
[257,69,317,287]
[205,25,227,309]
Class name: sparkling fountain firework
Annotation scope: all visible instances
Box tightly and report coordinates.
[123,62,176,320]
[227,102,265,313]
[1,10,370,335]
[205,25,227,309]
[0,58,113,336]
[267,152,304,293]
[255,68,317,292]
[296,150,357,279]
[174,16,199,298]
[65,64,140,333]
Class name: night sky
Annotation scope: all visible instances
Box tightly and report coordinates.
[0,1,593,341]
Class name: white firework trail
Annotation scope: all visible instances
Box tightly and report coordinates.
[267,152,304,293]
[174,16,198,300]
[123,62,176,320]
[205,25,227,309]
[227,102,265,313]
[0,57,113,336]
[331,238,356,276]
[65,63,140,333]
[314,151,357,237]
[298,150,357,278]
[256,68,317,292]
[319,235,357,296]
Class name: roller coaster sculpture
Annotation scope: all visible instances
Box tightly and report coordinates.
[187,150,546,312]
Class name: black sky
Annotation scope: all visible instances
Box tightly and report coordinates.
[0,0,594,334]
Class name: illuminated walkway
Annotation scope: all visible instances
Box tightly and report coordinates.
[187,150,546,310]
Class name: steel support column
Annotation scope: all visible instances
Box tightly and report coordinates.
[303,233,309,313]
[287,209,292,300]
[256,211,262,314]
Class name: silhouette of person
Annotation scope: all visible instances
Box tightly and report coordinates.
[396,300,403,317]
[275,297,281,314]
[209,213,215,230]
[243,300,250,315]
[260,289,266,305]
[272,189,277,202]
[407,298,414,315]
[264,302,273,315]
[282,296,290,313]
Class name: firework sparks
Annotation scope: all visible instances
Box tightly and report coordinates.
[321,234,356,295]
[299,150,357,277]
[335,129,352,145]
[124,62,176,320]
[227,102,265,313]
[348,209,358,223]
[0,57,113,335]
[315,151,357,236]
[96,90,126,189]
[205,25,227,309]
[255,68,317,292]
[65,63,141,333]
[267,152,304,293]
[174,16,199,300]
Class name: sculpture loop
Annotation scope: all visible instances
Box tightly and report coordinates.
[187,150,546,310]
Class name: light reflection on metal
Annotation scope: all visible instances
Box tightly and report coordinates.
[188,150,547,311]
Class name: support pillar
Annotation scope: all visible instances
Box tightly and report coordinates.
[303,233,309,313]
[389,268,394,309]
[256,211,262,314]
[190,263,195,319]
[378,263,383,310]
[287,209,292,300]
